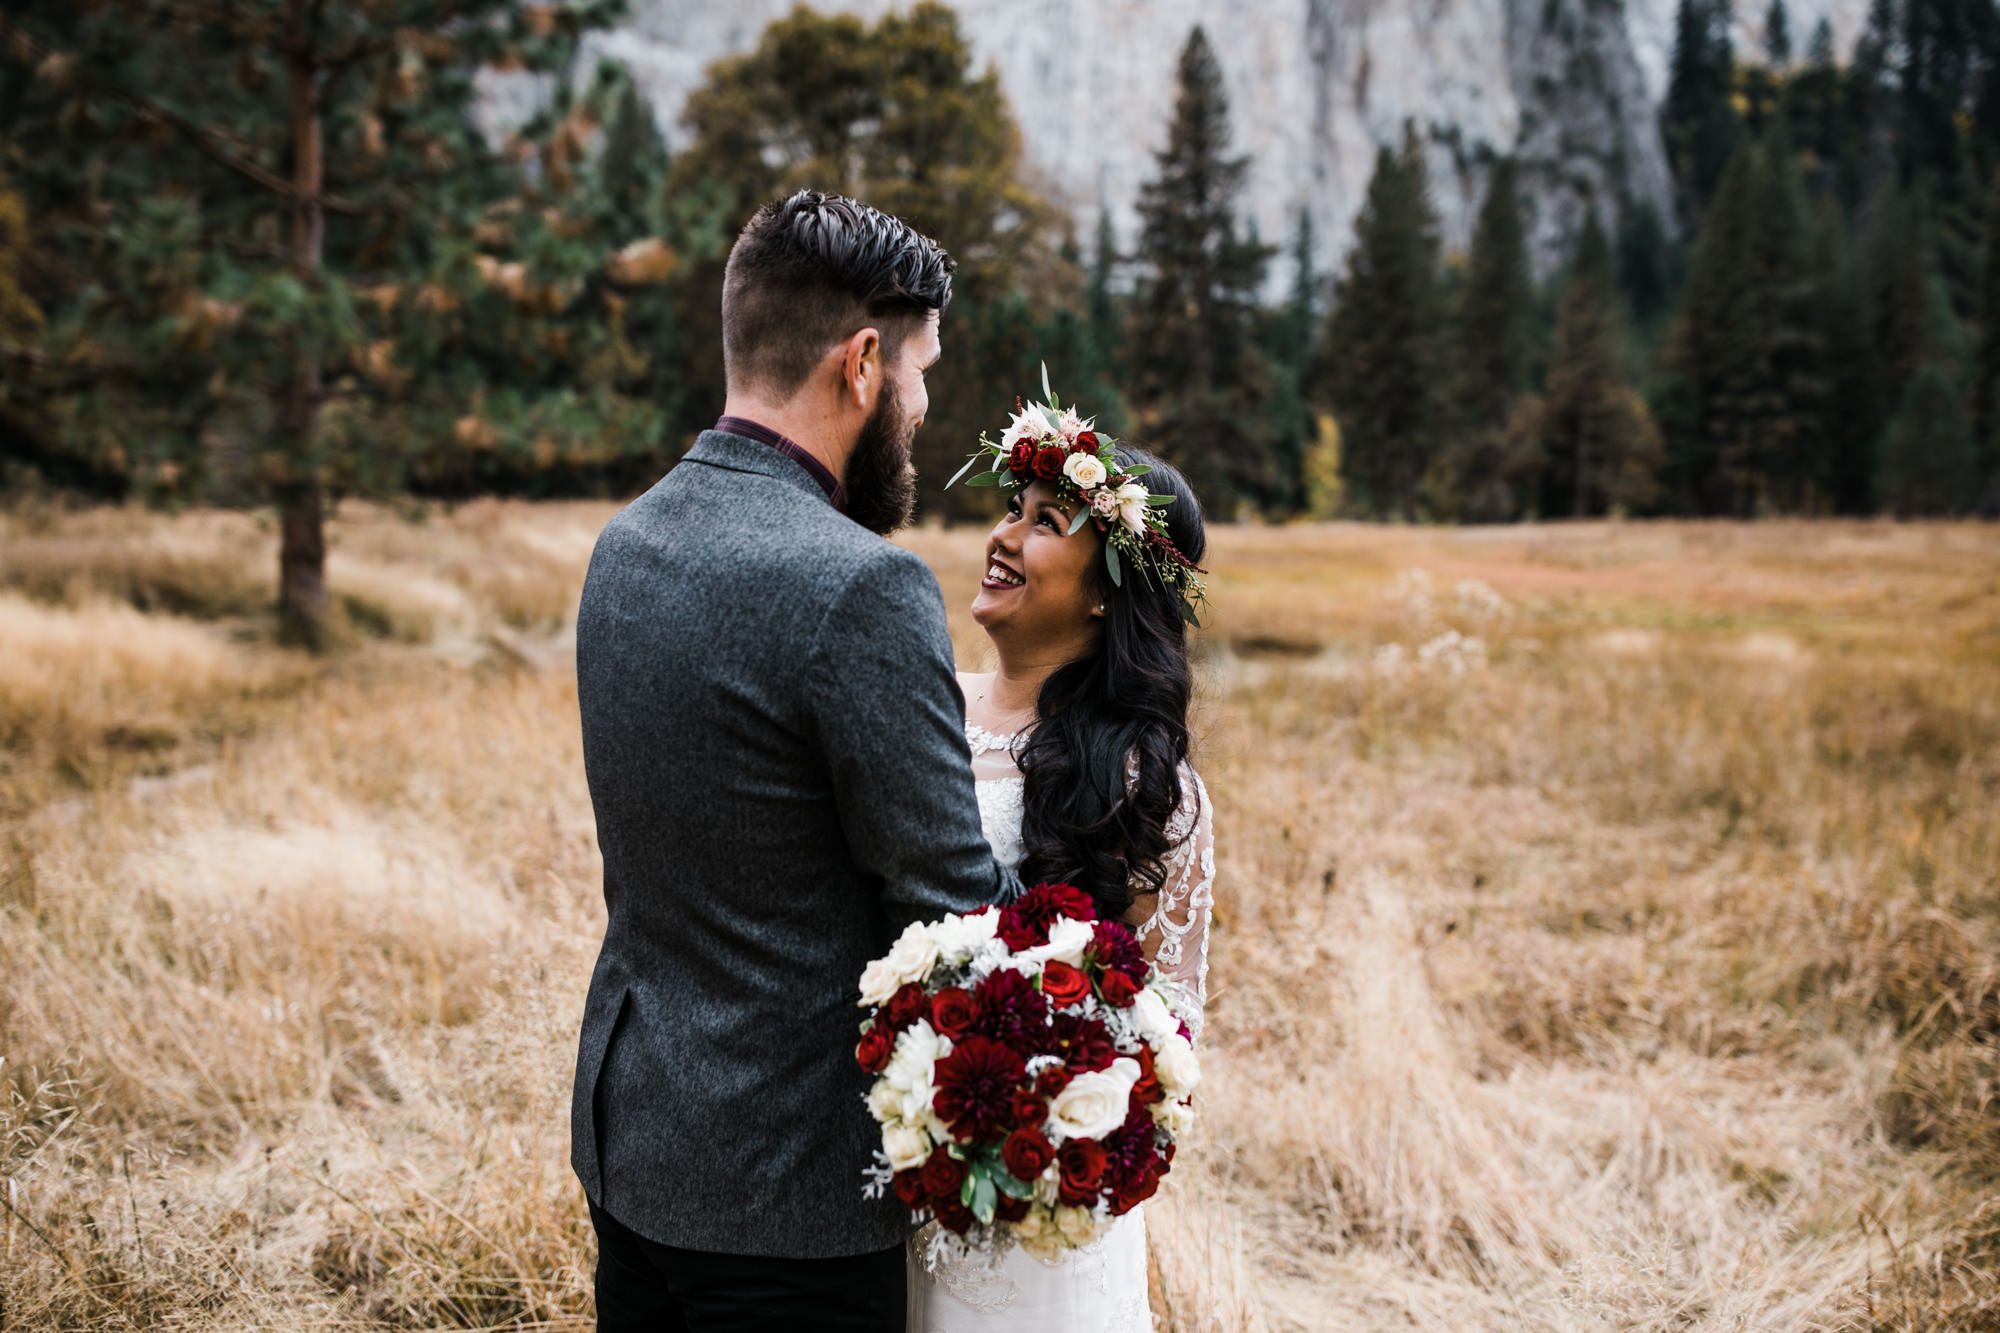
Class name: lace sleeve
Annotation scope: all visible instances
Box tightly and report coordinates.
[1134,763,1214,1043]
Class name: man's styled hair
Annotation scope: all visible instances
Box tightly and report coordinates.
[721,189,956,400]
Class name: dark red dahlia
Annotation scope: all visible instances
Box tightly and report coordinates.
[932,1036,1027,1143]
[970,968,1050,1053]
[1104,1111,1164,1215]
[1089,920,1145,976]
[998,882,1096,950]
[1049,1011,1117,1074]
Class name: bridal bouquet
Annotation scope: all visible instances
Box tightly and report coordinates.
[854,883,1200,1260]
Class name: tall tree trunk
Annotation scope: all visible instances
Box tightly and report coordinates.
[278,1,327,644]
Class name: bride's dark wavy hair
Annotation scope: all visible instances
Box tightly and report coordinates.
[1015,445,1206,921]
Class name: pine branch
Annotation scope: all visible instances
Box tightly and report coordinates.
[0,14,362,215]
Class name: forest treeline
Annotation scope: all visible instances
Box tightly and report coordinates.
[2,2,1997,627]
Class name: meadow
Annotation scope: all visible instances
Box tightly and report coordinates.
[1,500,1995,1331]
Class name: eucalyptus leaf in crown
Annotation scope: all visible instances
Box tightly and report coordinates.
[947,365,1208,627]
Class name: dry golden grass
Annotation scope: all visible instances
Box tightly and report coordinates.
[4,506,1997,1331]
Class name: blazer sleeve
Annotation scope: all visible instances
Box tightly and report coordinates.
[804,544,1020,929]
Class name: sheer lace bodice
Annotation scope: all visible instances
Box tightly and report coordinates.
[963,722,1215,1042]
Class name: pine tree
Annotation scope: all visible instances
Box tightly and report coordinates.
[1617,200,1677,329]
[1439,158,1533,520]
[1257,208,1319,515]
[667,3,1061,522]
[1878,364,1974,512]
[1319,127,1447,519]
[1662,0,1744,222]
[1087,210,1122,377]
[1512,212,1664,516]
[0,1,657,642]
[1127,26,1277,511]
[1766,0,1794,67]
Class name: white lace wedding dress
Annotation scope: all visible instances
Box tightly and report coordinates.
[907,722,1215,1333]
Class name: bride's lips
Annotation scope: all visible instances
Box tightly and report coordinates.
[981,555,1024,591]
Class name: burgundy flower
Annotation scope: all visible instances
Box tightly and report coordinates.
[1050,1011,1117,1074]
[971,967,1050,1054]
[1008,439,1036,476]
[999,882,1096,951]
[1071,430,1099,453]
[932,1036,1027,1143]
[995,1193,1032,1223]
[1089,920,1146,977]
[1002,1126,1057,1180]
[921,1146,966,1202]
[1057,1138,1108,1205]
[933,1195,976,1235]
[1033,445,1067,481]
[884,983,930,1032]
[892,1168,926,1209]
[1012,1091,1047,1129]
[1035,1064,1073,1099]
[1131,1046,1165,1105]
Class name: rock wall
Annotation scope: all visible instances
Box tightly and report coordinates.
[514,0,1870,278]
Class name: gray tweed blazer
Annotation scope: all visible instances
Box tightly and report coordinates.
[569,429,1017,1259]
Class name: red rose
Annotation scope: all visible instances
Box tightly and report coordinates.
[1041,960,1090,1008]
[1057,1138,1108,1205]
[1111,1163,1161,1215]
[930,987,977,1040]
[892,1169,926,1208]
[1008,439,1036,476]
[995,1193,1032,1224]
[885,983,930,1032]
[1035,1065,1072,1098]
[1032,445,1067,480]
[1001,1126,1057,1180]
[998,882,1096,951]
[1131,1046,1165,1106]
[856,1023,895,1074]
[1011,1091,1047,1129]
[921,1147,966,1202]
[1071,430,1098,453]
[933,1195,976,1235]
[1097,968,1140,1008]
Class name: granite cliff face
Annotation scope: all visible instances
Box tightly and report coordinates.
[537,0,1869,276]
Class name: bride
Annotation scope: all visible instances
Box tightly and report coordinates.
[909,438,1216,1332]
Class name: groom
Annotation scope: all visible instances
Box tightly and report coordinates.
[570,189,1017,1330]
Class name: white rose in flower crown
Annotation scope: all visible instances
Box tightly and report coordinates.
[881,1122,931,1172]
[1047,1056,1142,1141]
[1154,1033,1201,1098]
[1113,481,1150,535]
[858,920,940,1006]
[1063,452,1108,490]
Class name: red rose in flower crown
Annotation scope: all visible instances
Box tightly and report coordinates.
[855,883,1202,1261]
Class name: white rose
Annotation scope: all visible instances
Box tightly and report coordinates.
[1046,1057,1142,1142]
[882,1122,931,1171]
[1063,452,1108,490]
[930,909,999,965]
[1154,1034,1201,1098]
[1113,482,1150,535]
[858,921,940,1006]
[867,1081,902,1124]
[1044,915,1094,966]
[1130,988,1177,1045]
[1056,1205,1106,1245]
[1153,1098,1195,1136]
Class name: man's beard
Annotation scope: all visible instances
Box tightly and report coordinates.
[844,378,919,535]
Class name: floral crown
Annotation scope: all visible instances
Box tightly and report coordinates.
[947,366,1208,627]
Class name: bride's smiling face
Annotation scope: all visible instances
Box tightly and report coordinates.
[971,480,1106,653]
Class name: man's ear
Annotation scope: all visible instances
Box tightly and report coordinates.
[840,327,883,411]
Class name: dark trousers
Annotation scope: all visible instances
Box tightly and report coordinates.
[588,1198,906,1333]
